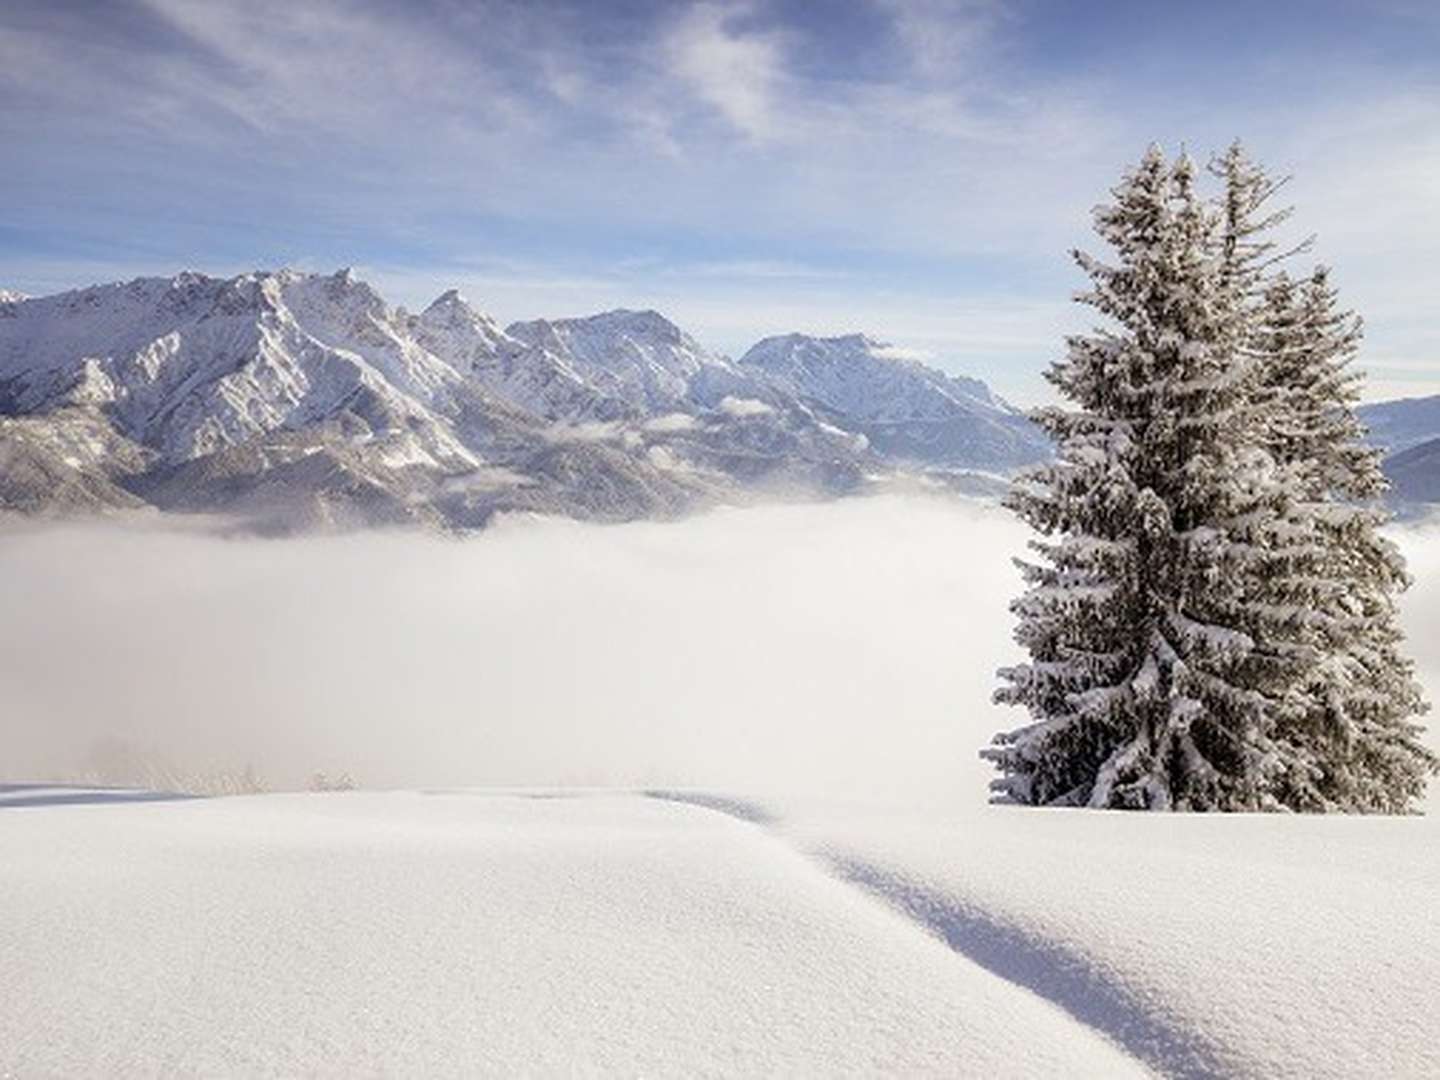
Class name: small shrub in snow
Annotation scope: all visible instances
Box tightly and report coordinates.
[309,771,357,792]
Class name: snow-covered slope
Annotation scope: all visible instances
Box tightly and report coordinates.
[0,789,1142,1078]
[772,798,1440,1080]
[0,289,28,304]
[1351,396,1440,509]
[413,291,626,423]
[0,410,148,516]
[740,333,1049,469]
[3,785,1435,1077]
[1383,435,1440,508]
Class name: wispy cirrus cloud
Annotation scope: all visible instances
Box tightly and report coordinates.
[663,2,789,141]
[2,0,1438,403]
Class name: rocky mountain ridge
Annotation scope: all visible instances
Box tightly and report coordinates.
[0,268,1044,532]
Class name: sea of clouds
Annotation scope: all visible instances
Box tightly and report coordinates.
[3,495,1437,809]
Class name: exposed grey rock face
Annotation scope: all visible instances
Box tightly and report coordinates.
[0,270,1047,531]
[0,410,149,517]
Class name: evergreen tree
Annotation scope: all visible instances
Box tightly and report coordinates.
[986,147,1308,810]
[1253,267,1435,810]
[1206,144,1352,809]
[986,142,1436,812]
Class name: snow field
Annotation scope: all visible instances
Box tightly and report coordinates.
[774,801,1440,1079]
[0,790,1143,1078]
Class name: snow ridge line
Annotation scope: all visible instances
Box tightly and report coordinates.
[642,791,1231,1080]
[641,789,777,825]
[817,854,1232,1080]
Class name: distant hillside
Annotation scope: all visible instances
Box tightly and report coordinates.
[1357,395,1440,454]
[1381,435,1440,508]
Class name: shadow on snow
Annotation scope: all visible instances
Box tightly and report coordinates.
[0,784,200,809]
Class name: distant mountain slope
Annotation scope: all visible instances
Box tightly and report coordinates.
[0,410,148,517]
[1354,395,1440,511]
[413,291,627,423]
[1381,435,1440,507]
[739,333,1049,470]
[1357,395,1440,454]
[504,308,767,417]
[0,269,490,469]
[0,269,1043,530]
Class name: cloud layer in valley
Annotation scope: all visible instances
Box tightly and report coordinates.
[3,496,1438,810]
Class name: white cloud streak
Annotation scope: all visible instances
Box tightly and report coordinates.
[664,2,788,141]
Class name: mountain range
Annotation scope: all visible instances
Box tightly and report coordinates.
[0,269,1049,532]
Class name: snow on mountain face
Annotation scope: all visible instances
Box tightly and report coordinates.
[0,289,27,304]
[0,269,477,469]
[739,333,1048,469]
[742,333,1002,422]
[413,292,625,423]
[413,289,512,362]
[0,268,1049,530]
[1354,395,1440,511]
[505,309,752,415]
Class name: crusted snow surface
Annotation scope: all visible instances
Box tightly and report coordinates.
[10,786,1433,1077]
[0,789,1143,1078]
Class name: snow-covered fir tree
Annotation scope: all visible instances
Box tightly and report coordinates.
[1206,141,1432,810]
[981,144,1435,811]
[1252,267,1435,810]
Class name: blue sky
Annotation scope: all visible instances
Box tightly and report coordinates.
[3,0,1438,405]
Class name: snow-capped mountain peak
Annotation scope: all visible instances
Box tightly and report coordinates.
[503,307,744,416]
[417,288,502,337]
[0,267,1052,530]
[740,332,1008,417]
[426,287,467,309]
[738,332,1046,468]
[0,268,480,468]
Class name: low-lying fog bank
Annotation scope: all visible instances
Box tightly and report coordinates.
[3,495,1437,809]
